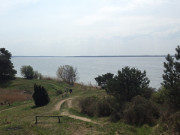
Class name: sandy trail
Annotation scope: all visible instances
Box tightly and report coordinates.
[53,97,73,111]
[53,97,97,124]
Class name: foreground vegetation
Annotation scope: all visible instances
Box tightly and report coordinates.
[0,78,154,135]
[0,77,180,134]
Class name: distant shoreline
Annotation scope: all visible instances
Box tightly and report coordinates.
[12,55,167,58]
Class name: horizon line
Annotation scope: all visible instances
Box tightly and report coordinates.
[12,55,167,57]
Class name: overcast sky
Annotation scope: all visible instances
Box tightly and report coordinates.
[0,0,180,56]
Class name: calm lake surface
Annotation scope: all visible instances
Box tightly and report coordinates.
[12,57,165,89]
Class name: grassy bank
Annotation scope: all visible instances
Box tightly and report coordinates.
[0,78,153,135]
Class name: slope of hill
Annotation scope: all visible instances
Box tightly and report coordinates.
[0,78,152,135]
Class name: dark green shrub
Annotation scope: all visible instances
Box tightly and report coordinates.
[152,87,168,104]
[109,101,125,122]
[32,84,50,107]
[123,95,159,126]
[96,96,114,117]
[56,89,63,95]
[79,96,97,116]
[140,87,155,99]
[79,96,116,117]
[152,111,180,135]
[162,112,180,134]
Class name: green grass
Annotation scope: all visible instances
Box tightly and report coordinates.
[0,78,154,135]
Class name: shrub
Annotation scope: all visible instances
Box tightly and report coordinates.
[96,96,114,117]
[140,87,155,99]
[21,65,43,80]
[56,89,63,95]
[32,84,50,107]
[109,101,124,122]
[152,111,180,135]
[21,65,34,79]
[123,95,159,126]
[79,96,114,117]
[151,87,168,104]
[79,96,97,116]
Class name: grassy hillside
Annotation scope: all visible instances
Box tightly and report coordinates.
[0,78,152,135]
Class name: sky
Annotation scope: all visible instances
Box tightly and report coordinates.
[0,0,180,56]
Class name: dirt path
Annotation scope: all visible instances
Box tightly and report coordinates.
[53,97,74,112]
[53,97,97,124]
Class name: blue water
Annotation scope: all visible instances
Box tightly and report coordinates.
[12,56,165,89]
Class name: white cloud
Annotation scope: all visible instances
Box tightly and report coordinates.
[99,0,169,13]
[75,0,180,39]
[0,0,40,15]
[76,15,180,39]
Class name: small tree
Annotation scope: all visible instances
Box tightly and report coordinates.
[95,73,114,89]
[0,48,17,83]
[32,84,50,107]
[21,65,34,79]
[57,65,78,85]
[162,45,180,109]
[97,67,150,102]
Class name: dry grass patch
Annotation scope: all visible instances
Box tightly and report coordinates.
[0,89,31,105]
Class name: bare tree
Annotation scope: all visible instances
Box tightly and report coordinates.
[57,65,78,85]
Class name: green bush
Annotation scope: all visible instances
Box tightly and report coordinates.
[79,96,97,116]
[96,96,114,117]
[21,65,34,79]
[152,111,180,135]
[140,87,155,99]
[56,89,63,95]
[32,84,50,107]
[109,102,123,122]
[123,95,159,126]
[151,87,168,104]
[79,96,114,117]
[21,65,43,80]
